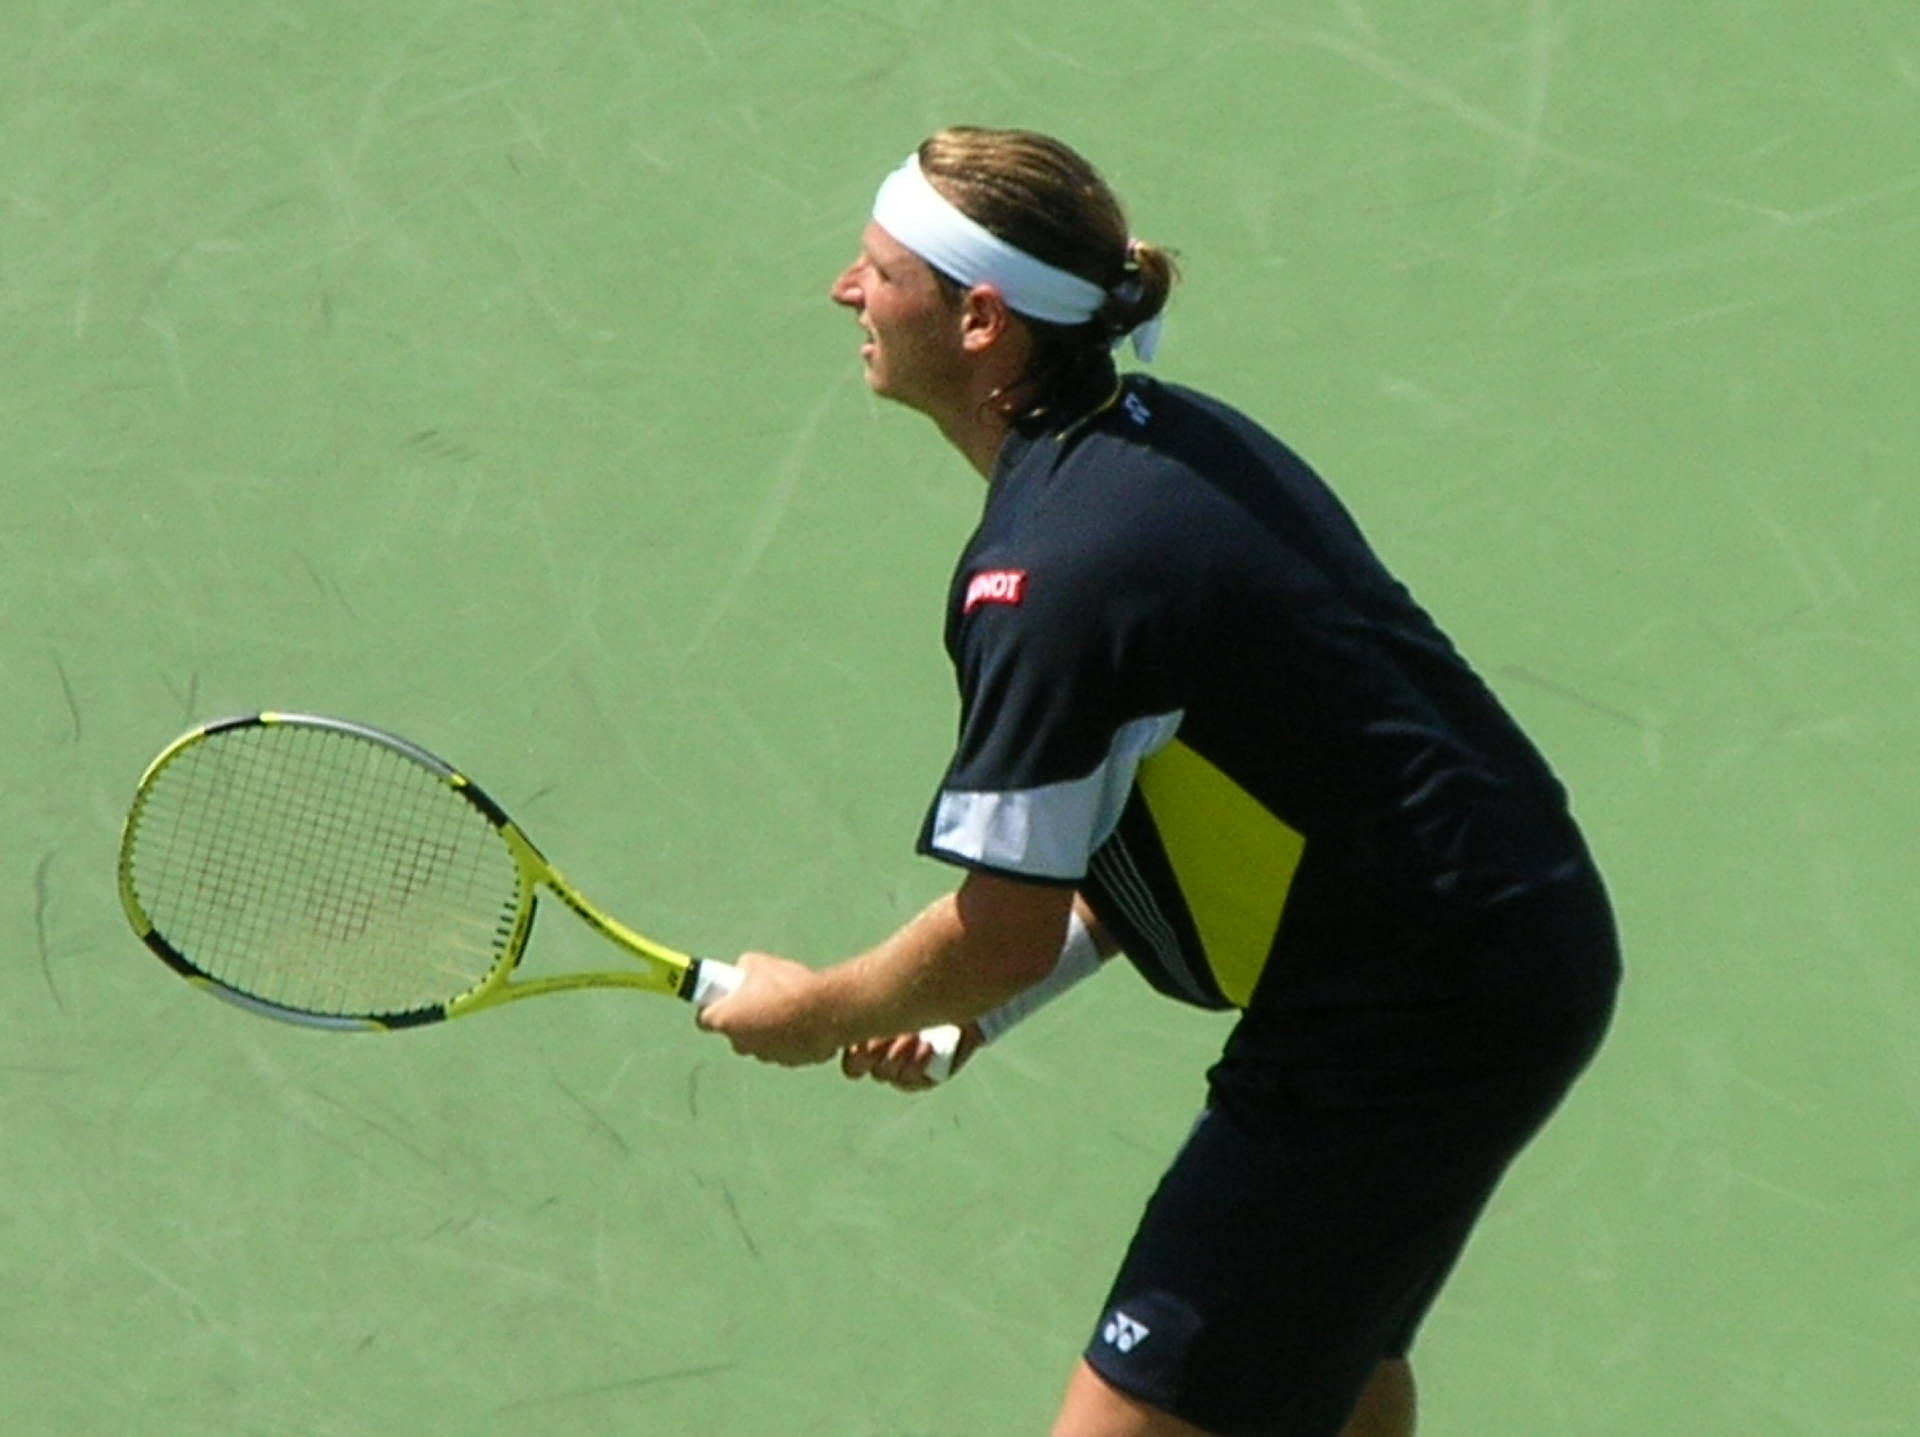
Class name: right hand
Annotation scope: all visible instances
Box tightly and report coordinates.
[841,1024,984,1091]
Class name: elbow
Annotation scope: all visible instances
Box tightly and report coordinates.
[953,872,1075,995]
[1002,932,1064,990]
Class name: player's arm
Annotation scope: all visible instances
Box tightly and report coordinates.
[843,893,1117,1088]
[696,870,1070,1067]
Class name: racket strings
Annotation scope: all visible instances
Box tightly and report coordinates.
[127,724,523,1017]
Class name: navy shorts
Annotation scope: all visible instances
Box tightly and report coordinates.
[1083,865,1620,1436]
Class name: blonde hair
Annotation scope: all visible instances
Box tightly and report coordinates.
[916,127,1177,426]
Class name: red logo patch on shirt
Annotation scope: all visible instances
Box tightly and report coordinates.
[963,568,1028,614]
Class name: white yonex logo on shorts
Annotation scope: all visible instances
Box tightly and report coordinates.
[1102,1311,1151,1353]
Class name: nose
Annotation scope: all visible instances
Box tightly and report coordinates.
[830,257,864,309]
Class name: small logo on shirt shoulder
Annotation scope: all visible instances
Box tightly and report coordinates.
[963,569,1027,614]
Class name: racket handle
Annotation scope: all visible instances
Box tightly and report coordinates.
[921,1023,963,1084]
[692,960,965,1085]
[689,958,745,1007]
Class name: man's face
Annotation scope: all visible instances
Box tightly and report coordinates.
[830,222,966,412]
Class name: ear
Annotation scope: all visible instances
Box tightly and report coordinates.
[957,284,1016,354]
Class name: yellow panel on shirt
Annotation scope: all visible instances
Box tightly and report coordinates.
[1135,740,1306,1007]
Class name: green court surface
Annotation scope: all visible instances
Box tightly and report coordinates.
[5,4,1916,1432]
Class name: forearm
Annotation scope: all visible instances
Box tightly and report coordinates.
[816,877,1073,1044]
[975,906,1110,1042]
[700,871,1082,1069]
[838,896,1118,1088]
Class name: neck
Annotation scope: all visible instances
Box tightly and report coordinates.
[917,307,1044,476]
[932,354,1122,476]
[931,399,1011,480]
[924,345,1027,480]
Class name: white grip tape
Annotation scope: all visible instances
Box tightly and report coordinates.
[921,1023,963,1084]
[689,959,744,1007]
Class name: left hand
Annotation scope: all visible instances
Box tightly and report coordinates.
[694,952,842,1067]
[841,1023,983,1091]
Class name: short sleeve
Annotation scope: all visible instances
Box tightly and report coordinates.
[917,557,1182,882]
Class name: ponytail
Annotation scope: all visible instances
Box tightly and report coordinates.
[1095,238,1179,354]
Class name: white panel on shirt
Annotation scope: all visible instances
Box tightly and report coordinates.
[929,710,1184,880]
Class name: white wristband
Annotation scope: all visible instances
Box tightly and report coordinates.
[976,911,1104,1045]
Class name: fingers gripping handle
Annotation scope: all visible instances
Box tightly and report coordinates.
[690,960,963,1085]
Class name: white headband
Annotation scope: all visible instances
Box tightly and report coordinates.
[871,154,1164,361]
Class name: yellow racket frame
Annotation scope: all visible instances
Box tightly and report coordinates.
[118,712,715,1031]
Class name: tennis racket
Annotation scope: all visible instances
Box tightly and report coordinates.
[117,712,962,1078]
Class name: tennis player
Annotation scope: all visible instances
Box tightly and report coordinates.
[698,126,1620,1437]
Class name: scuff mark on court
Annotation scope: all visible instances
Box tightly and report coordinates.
[686,1059,707,1119]
[33,851,66,1013]
[546,1061,631,1156]
[52,653,81,741]
[489,1361,739,1415]
[719,1179,761,1260]
[1497,664,1649,730]
[685,368,852,656]
[160,668,202,726]
[694,1172,762,1260]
